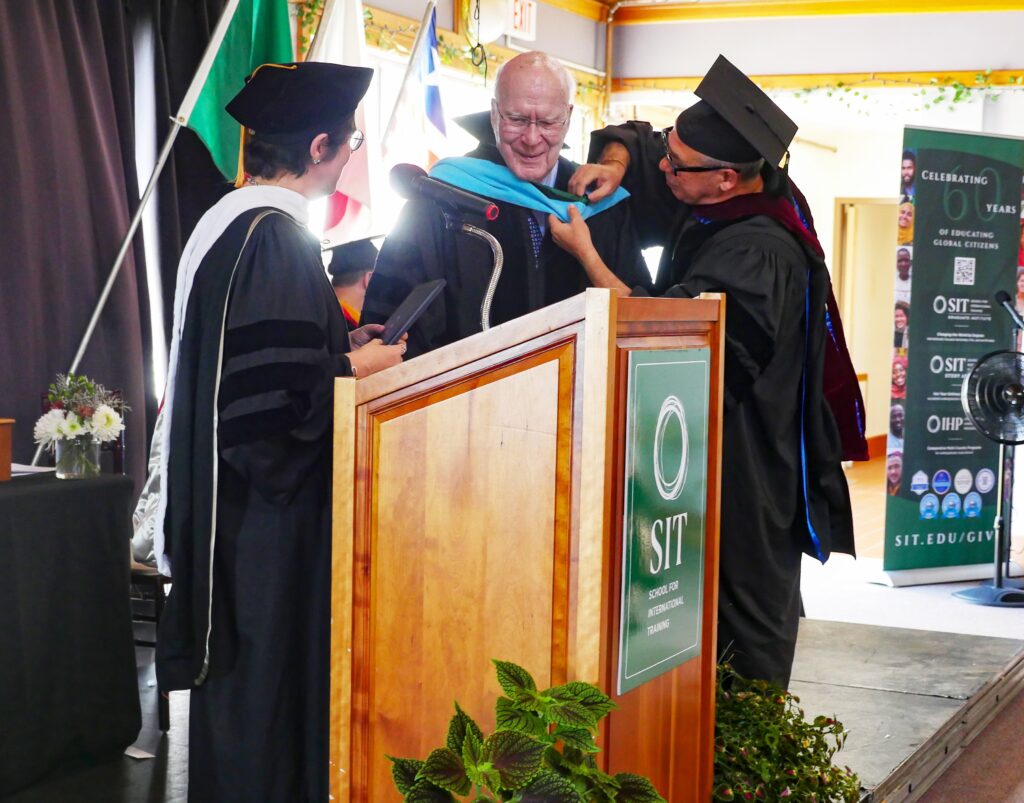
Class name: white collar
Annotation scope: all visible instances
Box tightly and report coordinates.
[540,162,558,188]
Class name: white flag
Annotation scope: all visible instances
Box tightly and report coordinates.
[310,0,375,246]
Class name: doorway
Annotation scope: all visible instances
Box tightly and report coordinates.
[832,197,898,453]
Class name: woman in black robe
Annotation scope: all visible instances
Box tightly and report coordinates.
[155,63,406,802]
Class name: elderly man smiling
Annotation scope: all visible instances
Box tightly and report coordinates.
[362,51,648,357]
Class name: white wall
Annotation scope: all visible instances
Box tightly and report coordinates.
[508,4,604,71]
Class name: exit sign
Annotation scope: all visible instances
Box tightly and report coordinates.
[509,0,537,40]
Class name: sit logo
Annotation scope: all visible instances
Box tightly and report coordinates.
[653,395,688,501]
[649,395,689,574]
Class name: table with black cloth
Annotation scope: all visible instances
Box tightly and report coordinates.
[0,473,141,796]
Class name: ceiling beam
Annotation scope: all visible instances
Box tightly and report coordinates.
[611,0,1024,26]
[612,69,1024,93]
[543,0,610,22]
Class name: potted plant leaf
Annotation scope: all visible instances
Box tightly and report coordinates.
[388,659,666,802]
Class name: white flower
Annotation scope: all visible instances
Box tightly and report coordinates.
[57,412,90,440]
[91,404,124,443]
[33,409,66,448]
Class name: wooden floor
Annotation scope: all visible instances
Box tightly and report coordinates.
[845,457,888,559]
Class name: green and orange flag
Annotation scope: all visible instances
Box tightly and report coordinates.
[176,0,293,182]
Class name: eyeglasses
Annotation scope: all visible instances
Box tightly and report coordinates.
[349,130,365,152]
[495,107,569,138]
[659,127,728,176]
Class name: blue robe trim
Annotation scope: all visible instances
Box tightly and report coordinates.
[801,267,827,563]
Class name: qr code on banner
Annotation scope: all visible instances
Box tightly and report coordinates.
[953,257,976,286]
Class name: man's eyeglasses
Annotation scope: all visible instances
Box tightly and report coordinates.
[495,107,569,138]
[348,130,365,152]
[660,127,727,176]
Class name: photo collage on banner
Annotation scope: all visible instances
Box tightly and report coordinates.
[887,150,916,498]
[884,128,1024,575]
[1017,178,1024,348]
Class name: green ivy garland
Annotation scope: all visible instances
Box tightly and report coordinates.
[788,70,1024,114]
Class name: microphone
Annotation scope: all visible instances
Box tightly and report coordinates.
[390,163,499,222]
[994,290,1024,330]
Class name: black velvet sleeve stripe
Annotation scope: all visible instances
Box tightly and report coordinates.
[224,319,326,359]
[219,404,303,450]
[218,361,322,410]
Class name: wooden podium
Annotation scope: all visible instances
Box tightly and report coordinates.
[331,289,724,802]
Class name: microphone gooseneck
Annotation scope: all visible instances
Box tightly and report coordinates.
[994,290,1024,331]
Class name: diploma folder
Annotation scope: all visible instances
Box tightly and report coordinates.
[381,279,446,345]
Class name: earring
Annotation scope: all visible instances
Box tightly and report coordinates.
[312,158,321,165]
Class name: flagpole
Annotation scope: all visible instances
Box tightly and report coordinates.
[174,0,243,125]
[308,0,338,61]
[30,0,243,466]
[381,0,436,145]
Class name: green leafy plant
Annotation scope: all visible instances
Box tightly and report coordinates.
[713,665,860,802]
[388,659,666,802]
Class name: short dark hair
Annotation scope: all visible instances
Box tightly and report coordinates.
[902,150,915,163]
[244,115,355,180]
[331,267,372,288]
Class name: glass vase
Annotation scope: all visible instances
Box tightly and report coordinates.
[55,436,101,479]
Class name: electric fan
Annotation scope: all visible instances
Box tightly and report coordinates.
[958,349,1024,606]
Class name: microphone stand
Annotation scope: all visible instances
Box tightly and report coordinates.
[954,438,1024,606]
[440,210,504,332]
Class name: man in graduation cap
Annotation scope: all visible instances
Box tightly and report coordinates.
[326,235,379,327]
[154,62,405,802]
[550,55,862,687]
[361,50,650,357]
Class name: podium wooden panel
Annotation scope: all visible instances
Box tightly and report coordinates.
[331,289,724,802]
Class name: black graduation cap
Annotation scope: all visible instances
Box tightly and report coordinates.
[227,62,372,144]
[455,110,569,150]
[675,55,797,168]
[226,62,372,186]
[325,236,381,286]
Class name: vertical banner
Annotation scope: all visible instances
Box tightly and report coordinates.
[884,127,1024,578]
[618,349,708,695]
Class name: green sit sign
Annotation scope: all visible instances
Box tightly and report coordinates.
[618,349,709,695]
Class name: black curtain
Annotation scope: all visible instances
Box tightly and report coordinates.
[0,1,154,487]
[145,0,233,341]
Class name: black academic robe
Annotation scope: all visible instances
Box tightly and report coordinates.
[157,206,351,802]
[361,145,651,357]
[590,122,854,687]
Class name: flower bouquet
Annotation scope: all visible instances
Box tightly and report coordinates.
[33,374,126,479]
